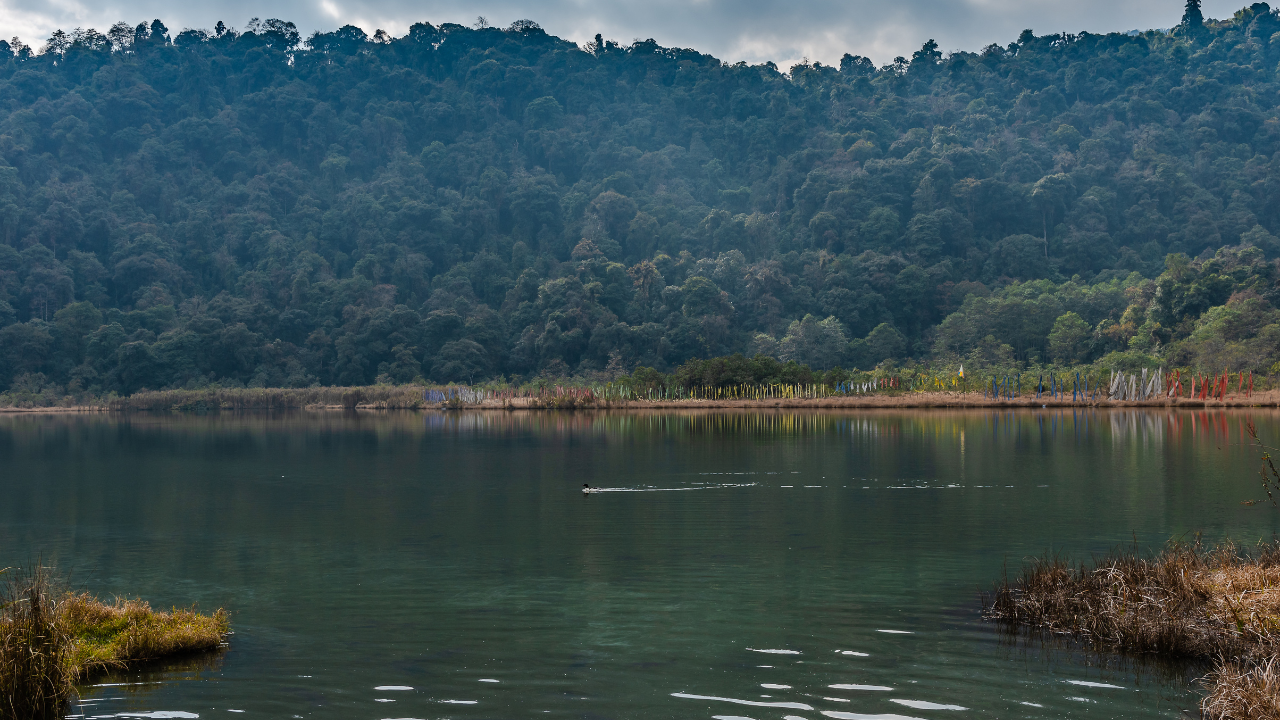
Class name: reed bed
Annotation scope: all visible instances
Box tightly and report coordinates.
[0,565,66,720]
[0,565,228,719]
[108,385,431,411]
[39,383,1280,413]
[984,540,1280,717]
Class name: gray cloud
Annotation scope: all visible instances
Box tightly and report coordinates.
[0,0,1247,67]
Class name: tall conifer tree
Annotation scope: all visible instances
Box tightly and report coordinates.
[1183,0,1205,29]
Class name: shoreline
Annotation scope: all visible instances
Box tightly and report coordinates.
[5,389,1280,412]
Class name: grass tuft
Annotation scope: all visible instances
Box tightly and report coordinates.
[0,564,68,720]
[984,539,1280,717]
[983,541,1280,658]
[58,593,228,680]
[0,564,228,720]
[1202,658,1280,720]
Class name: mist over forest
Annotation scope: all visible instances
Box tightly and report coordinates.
[0,3,1278,395]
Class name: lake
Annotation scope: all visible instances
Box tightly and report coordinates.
[1,408,1277,720]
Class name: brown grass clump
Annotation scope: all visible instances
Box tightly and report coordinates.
[984,541,1280,659]
[984,540,1280,718]
[1202,658,1280,720]
[0,564,68,720]
[0,565,229,720]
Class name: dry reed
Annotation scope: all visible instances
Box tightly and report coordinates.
[0,564,68,720]
[984,541,1280,658]
[108,385,430,411]
[984,540,1280,718]
[82,386,1280,413]
[0,565,228,720]
[1202,658,1280,719]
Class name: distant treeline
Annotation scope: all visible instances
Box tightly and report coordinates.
[2,4,1280,397]
[6,348,1272,409]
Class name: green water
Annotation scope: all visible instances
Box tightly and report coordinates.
[2,408,1277,720]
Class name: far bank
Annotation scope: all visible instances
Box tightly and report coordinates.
[5,386,1280,412]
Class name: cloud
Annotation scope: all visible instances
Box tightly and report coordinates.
[0,0,1248,65]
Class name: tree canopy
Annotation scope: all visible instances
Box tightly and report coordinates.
[3,9,1280,394]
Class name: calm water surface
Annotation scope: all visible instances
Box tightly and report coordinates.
[2,408,1278,720]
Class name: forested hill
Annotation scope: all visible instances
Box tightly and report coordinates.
[3,5,1280,395]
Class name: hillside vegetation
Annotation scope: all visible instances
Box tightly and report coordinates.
[2,4,1280,395]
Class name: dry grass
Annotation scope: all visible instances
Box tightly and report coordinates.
[984,541,1280,658]
[108,385,430,411]
[984,540,1280,718]
[0,565,228,719]
[0,564,68,720]
[60,386,1280,413]
[1202,658,1280,720]
[500,390,1280,410]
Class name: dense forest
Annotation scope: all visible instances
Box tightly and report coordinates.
[2,2,1280,395]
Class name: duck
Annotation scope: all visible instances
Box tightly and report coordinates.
[582,483,599,494]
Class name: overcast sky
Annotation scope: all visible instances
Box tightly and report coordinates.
[0,0,1250,68]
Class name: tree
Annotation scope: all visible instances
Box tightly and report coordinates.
[1048,312,1092,364]
[591,191,638,247]
[985,235,1046,281]
[432,340,489,382]
[106,22,133,51]
[680,276,731,318]
[1031,174,1075,259]
[54,302,102,365]
[910,39,942,71]
[260,19,300,49]
[778,315,848,369]
[507,20,542,33]
[0,322,52,387]
[1183,0,1205,30]
[864,323,907,365]
[523,96,563,128]
[42,30,71,56]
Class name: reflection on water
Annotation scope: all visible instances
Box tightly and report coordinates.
[2,408,1278,719]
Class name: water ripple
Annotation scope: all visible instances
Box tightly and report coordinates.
[824,707,926,712]
[829,684,893,691]
[1065,680,1124,689]
[889,699,967,710]
[671,692,814,710]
